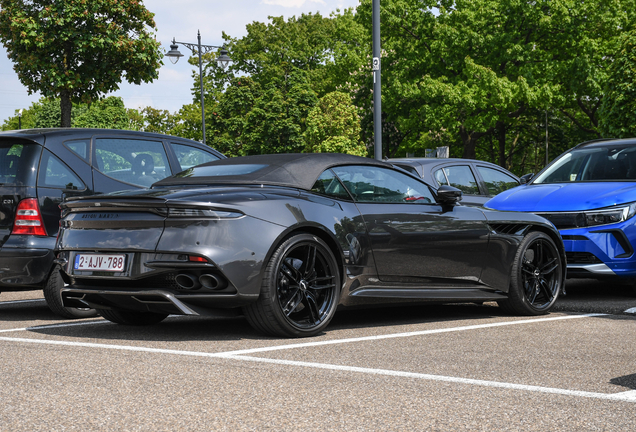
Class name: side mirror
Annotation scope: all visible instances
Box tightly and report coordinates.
[437,185,462,205]
[519,173,534,184]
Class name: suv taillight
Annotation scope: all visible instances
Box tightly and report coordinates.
[12,198,47,236]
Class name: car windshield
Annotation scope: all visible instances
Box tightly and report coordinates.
[533,145,636,184]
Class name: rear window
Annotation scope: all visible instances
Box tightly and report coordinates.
[0,142,41,186]
[175,164,267,178]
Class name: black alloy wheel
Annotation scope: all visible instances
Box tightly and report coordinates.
[243,233,340,337]
[498,231,562,315]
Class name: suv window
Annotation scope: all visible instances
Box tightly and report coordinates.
[0,142,41,186]
[37,149,85,190]
[434,165,480,195]
[476,166,519,195]
[170,143,220,171]
[95,138,170,187]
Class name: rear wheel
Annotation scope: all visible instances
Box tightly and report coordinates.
[97,309,168,325]
[43,266,97,319]
[243,233,340,337]
[498,231,563,315]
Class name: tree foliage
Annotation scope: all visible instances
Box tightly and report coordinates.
[304,91,367,156]
[599,29,636,138]
[353,0,634,171]
[0,0,162,127]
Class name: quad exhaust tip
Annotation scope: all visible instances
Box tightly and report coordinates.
[175,273,227,290]
[175,273,200,290]
[199,273,227,290]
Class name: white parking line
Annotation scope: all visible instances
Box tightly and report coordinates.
[0,299,46,305]
[1,313,632,403]
[0,320,107,334]
[218,313,607,356]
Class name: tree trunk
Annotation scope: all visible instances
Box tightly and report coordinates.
[459,125,491,159]
[60,90,72,127]
[497,121,506,167]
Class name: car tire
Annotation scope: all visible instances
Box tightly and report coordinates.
[498,231,563,315]
[97,309,168,326]
[43,265,98,319]
[243,233,341,338]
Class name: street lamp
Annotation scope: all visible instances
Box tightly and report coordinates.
[165,30,232,145]
[372,0,382,161]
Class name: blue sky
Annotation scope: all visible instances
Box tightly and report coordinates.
[0,0,361,123]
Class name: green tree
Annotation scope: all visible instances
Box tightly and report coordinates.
[0,0,162,127]
[353,0,633,172]
[599,29,636,138]
[73,97,130,129]
[220,10,367,98]
[211,72,318,156]
[304,91,367,156]
[196,11,366,154]
[132,106,177,134]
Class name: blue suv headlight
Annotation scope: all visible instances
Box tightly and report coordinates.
[581,202,636,227]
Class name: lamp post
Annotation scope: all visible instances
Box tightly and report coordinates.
[165,30,232,145]
[372,0,382,161]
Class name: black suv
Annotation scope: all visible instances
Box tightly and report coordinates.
[0,128,224,318]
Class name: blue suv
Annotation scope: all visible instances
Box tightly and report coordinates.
[486,138,636,282]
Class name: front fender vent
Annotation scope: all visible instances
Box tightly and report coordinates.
[488,224,529,236]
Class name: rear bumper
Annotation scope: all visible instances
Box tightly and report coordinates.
[61,287,258,315]
[0,236,56,290]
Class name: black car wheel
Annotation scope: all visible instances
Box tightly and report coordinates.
[498,231,562,315]
[43,266,98,319]
[243,233,340,337]
[97,309,168,326]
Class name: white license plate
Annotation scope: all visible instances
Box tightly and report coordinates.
[74,254,126,272]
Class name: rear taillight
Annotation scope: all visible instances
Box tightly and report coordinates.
[12,198,47,236]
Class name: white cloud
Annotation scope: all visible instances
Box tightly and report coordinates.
[262,0,325,7]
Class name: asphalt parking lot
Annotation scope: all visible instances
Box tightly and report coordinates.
[1,279,635,431]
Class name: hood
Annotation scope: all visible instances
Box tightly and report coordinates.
[485,182,636,212]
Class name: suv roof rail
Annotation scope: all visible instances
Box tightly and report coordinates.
[574,137,636,148]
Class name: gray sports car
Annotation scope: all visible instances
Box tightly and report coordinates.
[56,153,566,337]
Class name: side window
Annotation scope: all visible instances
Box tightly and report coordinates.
[476,166,519,195]
[64,140,90,161]
[332,165,434,204]
[441,165,480,195]
[94,138,170,187]
[37,149,85,190]
[311,169,351,200]
[171,143,220,171]
[434,169,448,186]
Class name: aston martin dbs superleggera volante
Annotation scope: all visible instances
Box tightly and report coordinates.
[56,153,566,337]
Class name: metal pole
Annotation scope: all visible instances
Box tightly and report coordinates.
[198,30,206,145]
[545,109,548,165]
[372,0,382,161]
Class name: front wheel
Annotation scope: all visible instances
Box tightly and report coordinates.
[243,233,341,338]
[498,231,563,315]
[97,309,168,326]
[43,266,97,319]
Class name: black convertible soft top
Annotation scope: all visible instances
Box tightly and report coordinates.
[155,153,391,190]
